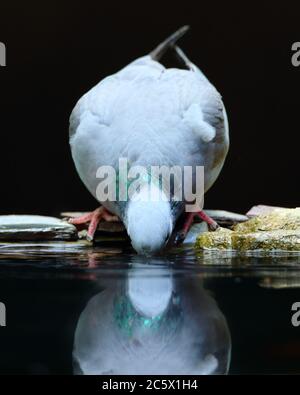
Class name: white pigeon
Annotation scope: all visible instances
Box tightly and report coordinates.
[69,26,229,255]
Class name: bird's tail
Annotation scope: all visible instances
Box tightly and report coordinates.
[150,25,190,61]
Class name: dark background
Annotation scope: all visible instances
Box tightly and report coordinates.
[0,1,299,216]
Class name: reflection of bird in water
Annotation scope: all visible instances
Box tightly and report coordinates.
[73,262,231,374]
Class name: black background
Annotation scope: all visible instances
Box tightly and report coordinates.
[0,1,299,216]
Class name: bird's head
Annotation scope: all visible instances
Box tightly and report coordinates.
[125,184,173,256]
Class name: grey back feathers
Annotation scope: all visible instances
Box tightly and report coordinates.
[69,27,229,214]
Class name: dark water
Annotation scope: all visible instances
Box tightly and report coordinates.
[0,242,300,375]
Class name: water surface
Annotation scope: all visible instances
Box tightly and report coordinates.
[0,242,299,374]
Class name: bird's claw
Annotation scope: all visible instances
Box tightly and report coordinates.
[174,231,186,246]
[174,219,219,246]
[208,222,220,231]
[86,233,94,242]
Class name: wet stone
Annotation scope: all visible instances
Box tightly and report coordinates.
[0,215,78,241]
[195,227,232,250]
[195,208,300,252]
[234,207,300,232]
[205,210,249,227]
[246,204,285,217]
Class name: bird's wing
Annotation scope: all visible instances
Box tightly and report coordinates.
[69,55,164,139]
[181,85,225,143]
[172,46,227,143]
[69,54,228,204]
[69,75,120,140]
[127,54,226,144]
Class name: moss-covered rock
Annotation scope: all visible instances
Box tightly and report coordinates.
[234,208,300,232]
[195,208,300,252]
[231,230,300,251]
[196,227,233,250]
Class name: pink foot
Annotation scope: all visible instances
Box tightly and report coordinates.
[175,210,219,245]
[196,211,219,231]
[69,207,119,241]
